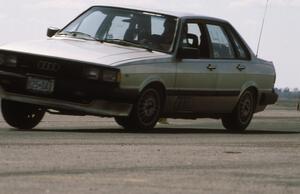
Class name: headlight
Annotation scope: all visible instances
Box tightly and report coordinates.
[103,70,120,82]
[84,66,120,83]
[0,54,4,65]
[5,55,17,67]
[84,67,101,80]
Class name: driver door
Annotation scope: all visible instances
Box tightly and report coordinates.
[175,21,219,113]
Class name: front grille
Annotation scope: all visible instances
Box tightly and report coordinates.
[0,51,120,104]
[17,53,84,78]
[0,74,117,104]
[37,60,61,72]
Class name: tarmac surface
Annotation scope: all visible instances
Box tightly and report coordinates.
[0,109,300,194]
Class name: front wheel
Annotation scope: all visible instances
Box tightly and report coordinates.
[114,117,131,129]
[128,87,162,130]
[222,90,255,132]
[1,100,45,130]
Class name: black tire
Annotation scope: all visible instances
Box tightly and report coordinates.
[1,100,45,130]
[222,90,255,132]
[128,87,162,130]
[114,117,131,129]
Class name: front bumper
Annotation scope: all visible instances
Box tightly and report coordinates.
[0,50,137,116]
[0,70,133,117]
[0,85,132,117]
[0,69,124,103]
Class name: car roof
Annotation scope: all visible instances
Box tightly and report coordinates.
[93,5,229,23]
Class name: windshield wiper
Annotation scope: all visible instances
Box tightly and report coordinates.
[102,39,152,52]
[58,31,99,41]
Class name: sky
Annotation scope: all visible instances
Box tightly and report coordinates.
[0,0,299,89]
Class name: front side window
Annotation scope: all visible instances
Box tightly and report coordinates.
[207,24,235,59]
[60,7,178,53]
[178,21,210,59]
[183,23,202,48]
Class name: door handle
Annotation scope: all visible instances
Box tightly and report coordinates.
[207,64,217,71]
[236,64,246,71]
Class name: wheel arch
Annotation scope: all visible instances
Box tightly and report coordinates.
[239,81,259,107]
[139,78,167,108]
[138,76,167,92]
[129,79,167,130]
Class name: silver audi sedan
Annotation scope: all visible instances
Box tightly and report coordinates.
[0,6,278,131]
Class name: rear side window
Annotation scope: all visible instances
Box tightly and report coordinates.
[206,24,235,59]
[228,30,249,59]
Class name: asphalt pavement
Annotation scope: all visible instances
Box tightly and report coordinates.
[0,110,300,194]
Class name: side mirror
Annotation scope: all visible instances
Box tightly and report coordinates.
[177,47,199,59]
[47,27,60,37]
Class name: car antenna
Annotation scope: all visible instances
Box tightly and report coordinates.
[256,0,271,57]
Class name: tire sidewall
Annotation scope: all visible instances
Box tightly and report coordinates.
[130,88,162,130]
[222,90,255,132]
[236,90,255,127]
[1,100,45,129]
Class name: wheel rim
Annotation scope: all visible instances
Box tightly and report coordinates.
[239,92,254,124]
[24,108,43,120]
[137,90,160,125]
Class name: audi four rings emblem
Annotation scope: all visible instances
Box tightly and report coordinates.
[37,61,61,72]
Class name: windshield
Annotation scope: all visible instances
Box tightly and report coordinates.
[59,6,179,53]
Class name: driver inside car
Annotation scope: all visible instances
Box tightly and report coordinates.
[150,18,177,51]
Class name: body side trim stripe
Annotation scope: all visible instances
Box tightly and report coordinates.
[166,90,240,97]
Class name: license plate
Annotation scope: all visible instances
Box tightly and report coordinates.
[27,77,55,94]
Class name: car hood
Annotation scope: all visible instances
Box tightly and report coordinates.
[0,37,169,66]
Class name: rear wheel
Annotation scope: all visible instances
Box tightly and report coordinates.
[222,90,255,132]
[1,100,45,130]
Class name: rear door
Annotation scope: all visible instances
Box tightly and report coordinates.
[205,23,250,113]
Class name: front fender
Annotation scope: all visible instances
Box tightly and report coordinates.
[138,75,167,92]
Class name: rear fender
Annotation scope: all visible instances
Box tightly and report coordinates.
[236,81,260,108]
[239,81,259,98]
